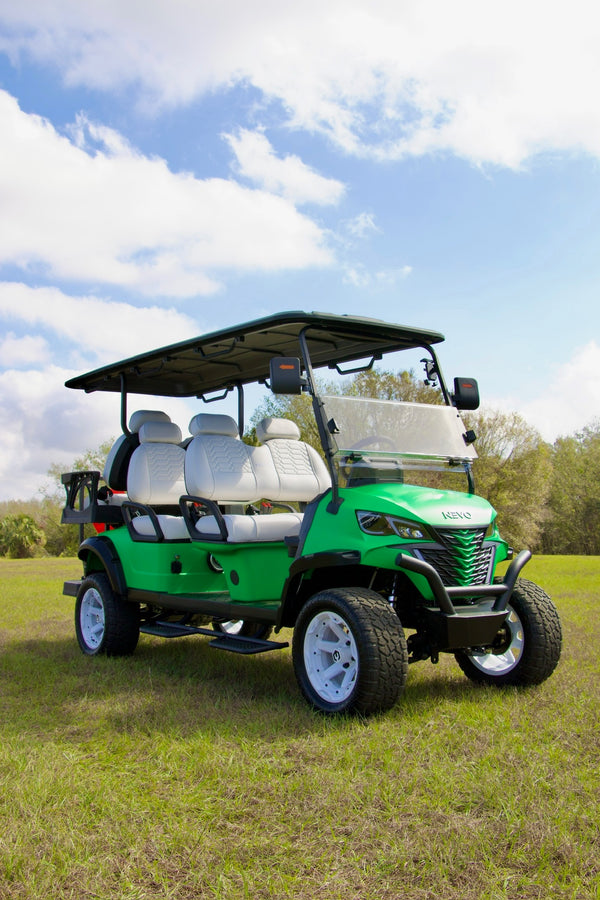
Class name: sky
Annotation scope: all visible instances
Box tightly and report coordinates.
[0,0,599,500]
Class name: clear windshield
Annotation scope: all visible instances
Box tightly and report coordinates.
[322,395,476,490]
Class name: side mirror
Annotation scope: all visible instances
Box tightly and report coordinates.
[270,357,306,394]
[453,377,479,410]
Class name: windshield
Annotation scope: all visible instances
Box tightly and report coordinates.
[322,395,476,490]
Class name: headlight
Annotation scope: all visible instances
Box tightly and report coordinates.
[357,510,428,541]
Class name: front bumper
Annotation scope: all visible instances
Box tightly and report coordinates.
[396,548,531,652]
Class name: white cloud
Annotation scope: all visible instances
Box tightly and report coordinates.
[0,332,50,366]
[344,213,380,239]
[498,341,600,442]
[0,283,200,365]
[0,91,334,297]
[224,129,344,205]
[343,263,412,288]
[2,0,600,167]
[0,363,198,499]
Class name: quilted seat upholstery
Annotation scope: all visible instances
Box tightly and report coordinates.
[184,413,303,542]
[126,420,189,540]
[255,417,331,502]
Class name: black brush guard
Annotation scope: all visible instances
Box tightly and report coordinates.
[396,549,531,651]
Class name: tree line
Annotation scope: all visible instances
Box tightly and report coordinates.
[1,370,598,557]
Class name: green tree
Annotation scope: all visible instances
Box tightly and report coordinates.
[464,409,552,552]
[0,513,45,558]
[542,420,600,555]
[342,368,443,404]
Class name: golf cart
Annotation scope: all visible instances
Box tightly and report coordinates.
[62,311,561,714]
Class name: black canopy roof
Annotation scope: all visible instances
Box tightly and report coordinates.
[65,310,444,398]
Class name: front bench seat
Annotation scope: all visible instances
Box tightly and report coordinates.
[254,417,331,502]
[183,413,303,542]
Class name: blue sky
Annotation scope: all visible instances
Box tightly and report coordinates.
[0,0,599,500]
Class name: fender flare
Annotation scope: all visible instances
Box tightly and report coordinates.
[78,535,128,597]
[277,550,362,628]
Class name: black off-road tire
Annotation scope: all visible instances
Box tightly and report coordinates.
[455,578,562,687]
[292,587,408,715]
[75,572,140,657]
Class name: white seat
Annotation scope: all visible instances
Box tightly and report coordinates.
[103,409,172,492]
[255,416,331,502]
[184,413,301,542]
[184,412,274,502]
[127,420,188,540]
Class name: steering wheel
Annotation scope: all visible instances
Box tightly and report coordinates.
[349,435,396,451]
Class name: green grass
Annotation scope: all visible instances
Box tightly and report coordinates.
[1,556,599,899]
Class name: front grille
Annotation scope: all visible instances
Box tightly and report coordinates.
[415,527,495,587]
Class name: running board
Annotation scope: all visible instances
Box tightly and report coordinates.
[140,620,289,655]
[208,635,289,655]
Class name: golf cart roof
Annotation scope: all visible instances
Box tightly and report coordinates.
[65,310,445,398]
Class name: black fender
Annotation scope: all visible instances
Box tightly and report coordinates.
[276,550,362,629]
[78,535,128,597]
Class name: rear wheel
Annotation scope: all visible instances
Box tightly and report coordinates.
[455,578,562,686]
[292,587,408,715]
[75,572,139,657]
[211,619,272,640]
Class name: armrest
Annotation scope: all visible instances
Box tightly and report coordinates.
[122,501,165,542]
[179,495,229,542]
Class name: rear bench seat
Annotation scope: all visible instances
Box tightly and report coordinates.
[124,419,189,541]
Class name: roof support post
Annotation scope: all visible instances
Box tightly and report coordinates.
[119,374,131,435]
[298,328,342,513]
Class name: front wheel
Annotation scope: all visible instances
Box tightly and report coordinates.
[292,587,408,715]
[75,572,139,657]
[455,578,562,686]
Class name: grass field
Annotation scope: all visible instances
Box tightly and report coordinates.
[0,556,598,899]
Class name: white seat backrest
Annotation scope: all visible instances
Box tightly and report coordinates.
[255,417,331,502]
[127,420,186,506]
[185,413,276,502]
[103,409,172,490]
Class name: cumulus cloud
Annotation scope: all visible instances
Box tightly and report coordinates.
[0,364,197,499]
[497,341,600,442]
[0,283,200,365]
[0,332,50,367]
[224,129,344,205]
[0,284,206,497]
[0,92,334,297]
[2,0,600,167]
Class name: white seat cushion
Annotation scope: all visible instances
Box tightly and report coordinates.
[195,512,303,543]
[131,514,190,541]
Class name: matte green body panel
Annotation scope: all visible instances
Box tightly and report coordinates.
[104,525,293,603]
[301,484,508,601]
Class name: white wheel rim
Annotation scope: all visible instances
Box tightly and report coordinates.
[80,588,106,649]
[467,607,524,675]
[217,620,244,635]
[303,611,358,703]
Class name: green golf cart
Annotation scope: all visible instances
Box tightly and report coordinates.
[61,311,561,714]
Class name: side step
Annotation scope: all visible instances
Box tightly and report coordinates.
[208,635,289,655]
[140,620,289,655]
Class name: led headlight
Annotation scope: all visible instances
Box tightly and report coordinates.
[357,510,428,541]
